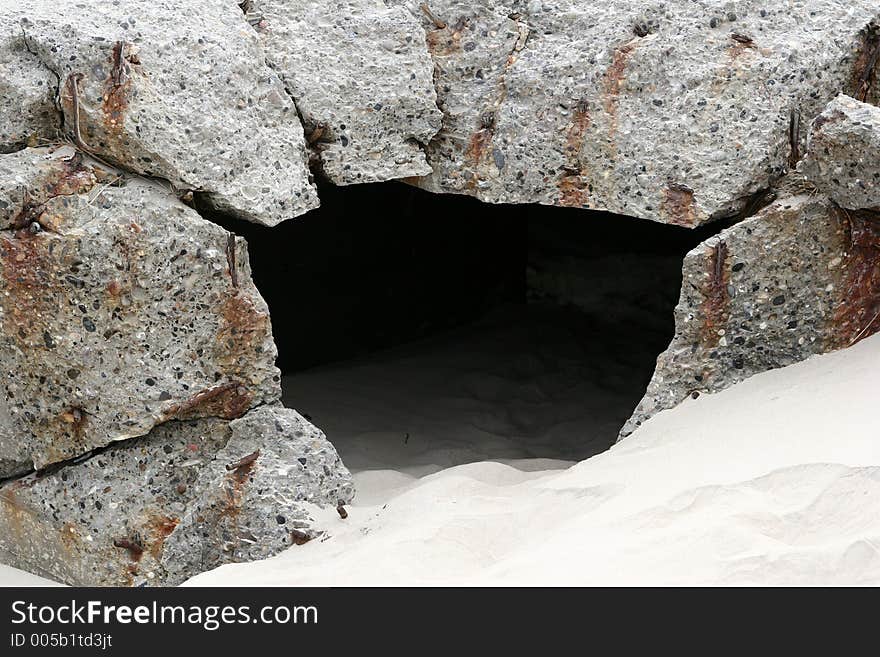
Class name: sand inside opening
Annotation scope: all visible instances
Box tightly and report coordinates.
[215,181,715,483]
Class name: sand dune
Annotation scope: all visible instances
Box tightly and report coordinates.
[180,331,880,586]
[5,327,878,587]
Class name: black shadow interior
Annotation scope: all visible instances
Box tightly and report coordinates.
[203,181,718,468]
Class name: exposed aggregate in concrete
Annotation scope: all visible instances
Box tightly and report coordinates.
[0,407,353,586]
[162,406,355,585]
[1,0,319,226]
[395,0,879,225]
[1,0,880,585]
[621,193,880,436]
[251,0,443,184]
[0,32,60,153]
[0,147,280,476]
[801,94,880,211]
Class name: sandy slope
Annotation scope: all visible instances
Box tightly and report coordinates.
[4,330,878,586]
[183,332,880,586]
[0,565,58,586]
[281,305,667,473]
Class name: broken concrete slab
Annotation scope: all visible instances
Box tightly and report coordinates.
[252,0,442,184]
[0,418,229,586]
[621,193,880,437]
[0,407,353,586]
[0,32,60,153]
[801,94,880,211]
[1,0,318,226]
[397,1,879,225]
[395,1,527,196]
[161,406,355,584]
[0,147,280,476]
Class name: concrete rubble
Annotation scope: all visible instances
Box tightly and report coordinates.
[0,0,319,226]
[621,193,880,436]
[0,147,280,477]
[0,0,879,584]
[0,407,353,586]
[0,141,352,586]
[394,1,878,225]
[251,0,443,184]
[625,89,880,436]
[0,33,59,153]
[161,406,355,585]
[800,94,880,211]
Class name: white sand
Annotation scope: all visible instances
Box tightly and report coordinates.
[186,330,880,586]
[4,323,878,586]
[281,305,667,474]
[0,564,60,586]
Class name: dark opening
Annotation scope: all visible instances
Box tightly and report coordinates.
[205,182,717,475]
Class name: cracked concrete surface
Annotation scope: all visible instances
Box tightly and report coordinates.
[0,407,353,586]
[0,147,280,476]
[622,189,880,437]
[396,1,879,225]
[2,0,319,226]
[801,94,880,211]
[0,0,879,585]
[250,0,443,184]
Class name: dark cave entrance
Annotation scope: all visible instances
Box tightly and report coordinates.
[208,182,717,473]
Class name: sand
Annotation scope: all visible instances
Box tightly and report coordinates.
[4,316,878,587]
[189,327,880,586]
